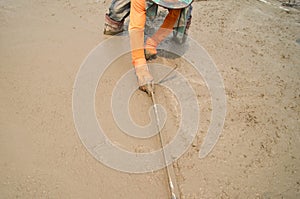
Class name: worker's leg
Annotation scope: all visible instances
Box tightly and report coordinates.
[108,0,131,22]
[145,9,181,56]
[172,5,192,43]
[129,0,153,91]
[104,0,131,35]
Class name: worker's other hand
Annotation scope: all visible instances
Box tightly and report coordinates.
[145,37,158,60]
[135,64,154,96]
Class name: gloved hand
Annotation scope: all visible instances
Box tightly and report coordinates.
[134,64,154,96]
[145,37,158,60]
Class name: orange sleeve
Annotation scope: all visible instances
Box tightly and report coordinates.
[129,0,147,66]
[149,9,181,45]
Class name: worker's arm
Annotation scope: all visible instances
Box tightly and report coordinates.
[129,0,153,94]
[146,9,181,55]
[129,0,147,66]
[128,1,180,94]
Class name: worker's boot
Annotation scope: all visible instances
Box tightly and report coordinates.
[103,14,124,35]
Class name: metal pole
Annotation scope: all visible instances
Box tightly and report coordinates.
[149,88,178,199]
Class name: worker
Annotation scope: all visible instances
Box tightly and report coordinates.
[103,0,192,37]
[129,0,192,94]
[104,0,193,94]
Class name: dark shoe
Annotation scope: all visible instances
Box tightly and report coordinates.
[103,14,124,35]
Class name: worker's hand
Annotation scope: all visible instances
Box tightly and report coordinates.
[145,37,158,60]
[134,64,154,96]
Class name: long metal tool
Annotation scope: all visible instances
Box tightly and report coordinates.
[149,86,178,199]
[157,65,178,84]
